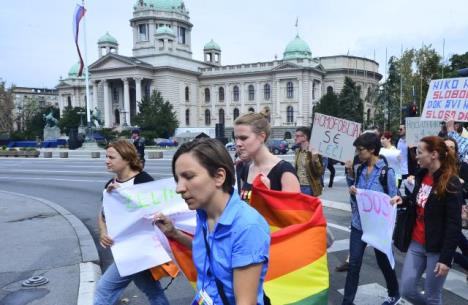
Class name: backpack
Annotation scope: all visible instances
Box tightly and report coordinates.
[355,155,393,195]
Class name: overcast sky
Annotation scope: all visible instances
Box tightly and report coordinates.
[1,0,467,88]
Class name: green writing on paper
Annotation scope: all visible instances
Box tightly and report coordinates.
[123,188,178,211]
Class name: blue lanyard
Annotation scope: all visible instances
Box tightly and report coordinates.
[201,222,215,290]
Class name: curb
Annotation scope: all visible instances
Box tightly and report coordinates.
[0,190,101,305]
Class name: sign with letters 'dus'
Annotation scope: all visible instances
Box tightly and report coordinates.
[421,77,468,121]
[310,113,361,162]
[405,117,441,147]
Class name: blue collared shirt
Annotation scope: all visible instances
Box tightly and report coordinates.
[347,158,397,231]
[193,191,270,305]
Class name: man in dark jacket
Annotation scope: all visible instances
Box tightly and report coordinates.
[131,129,145,167]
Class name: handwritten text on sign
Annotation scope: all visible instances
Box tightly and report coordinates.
[356,189,397,269]
[405,117,440,147]
[421,77,468,121]
[311,113,361,162]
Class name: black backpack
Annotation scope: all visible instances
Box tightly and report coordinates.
[355,155,393,195]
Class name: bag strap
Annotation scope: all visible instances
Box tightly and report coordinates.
[202,226,231,305]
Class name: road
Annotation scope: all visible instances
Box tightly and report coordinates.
[0,153,467,305]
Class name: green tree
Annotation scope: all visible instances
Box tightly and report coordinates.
[59,106,85,135]
[445,52,468,77]
[338,77,364,123]
[0,81,15,132]
[314,88,339,117]
[23,105,60,139]
[133,90,178,141]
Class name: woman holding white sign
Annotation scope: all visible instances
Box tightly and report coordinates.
[392,136,463,305]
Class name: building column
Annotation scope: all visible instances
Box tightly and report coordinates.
[298,76,303,125]
[256,82,260,112]
[276,79,281,117]
[122,78,131,126]
[103,80,111,128]
[225,83,231,124]
[211,85,216,125]
[92,81,99,111]
[240,83,245,114]
[135,77,142,114]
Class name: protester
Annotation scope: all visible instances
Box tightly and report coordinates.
[154,138,270,305]
[392,136,463,305]
[234,112,300,200]
[131,129,145,167]
[380,131,401,184]
[447,120,468,162]
[397,125,409,188]
[341,132,400,305]
[94,140,169,305]
[294,126,323,196]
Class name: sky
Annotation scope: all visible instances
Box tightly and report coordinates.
[1,0,467,88]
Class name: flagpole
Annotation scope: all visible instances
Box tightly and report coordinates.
[82,0,91,129]
[400,44,403,124]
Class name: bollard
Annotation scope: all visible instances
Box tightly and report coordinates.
[147,151,163,159]
[59,152,69,158]
[43,151,53,158]
[91,152,100,158]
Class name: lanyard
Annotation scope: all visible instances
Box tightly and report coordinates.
[201,223,214,289]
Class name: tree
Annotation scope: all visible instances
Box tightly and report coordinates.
[59,106,85,135]
[133,90,178,141]
[0,81,15,133]
[338,77,364,124]
[445,52,468,77]
[314,89,339,117]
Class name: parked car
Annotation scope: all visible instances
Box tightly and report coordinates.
[154,138,178,147]
[266,139,289,155]
[225,141,236,151]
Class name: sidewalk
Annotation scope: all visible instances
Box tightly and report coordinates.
[0,190,100,305]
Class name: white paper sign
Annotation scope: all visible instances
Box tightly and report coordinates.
[311,113,361,162]
[405,117,441,147]
[103,178,196,276]
[355,189,397,269]
[421,77,468,121]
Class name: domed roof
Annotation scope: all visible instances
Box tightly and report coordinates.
[98,32,118,45]
[204,39,221,51]
[283,35,312,60]
[68,62,88,78]
[135,0,186,13]
[155,25,175,36]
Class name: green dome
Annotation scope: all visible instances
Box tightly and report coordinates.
[135,0,186,12]
[98,32,118,45]
[204,39,221,51]
[283,35,312,60]
[155,25,175,36]
[68,62,88,78]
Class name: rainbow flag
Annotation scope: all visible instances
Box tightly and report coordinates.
[72,4,86,76]
[168,176,329,304]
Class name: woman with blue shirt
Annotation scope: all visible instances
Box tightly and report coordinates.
[341,132,401,305]
[155,138,270,305]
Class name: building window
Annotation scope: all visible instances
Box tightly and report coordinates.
[204,88,210,103]
[67,96,72,108]
[205,109,211,125]
[185,109,190,125]
[138,24,149,41]
[248,85,255,101]
[113,88,119,103]
[327,86,334,94]
[264,83,270,100]
[185,86,189,102]
[219,108,225,124]
[218,87,224,102]
[233,108,239,120]
[248,107,255,113]
[233,85,239,101]
[287,106,294,123]
[312,81,316,100]
[287,81,294,98]
[178,26,186,44]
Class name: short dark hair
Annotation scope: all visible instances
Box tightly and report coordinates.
[296,126,311,141]
[132,129,140,135]
[172,138,235,194]
[353,132,381,156]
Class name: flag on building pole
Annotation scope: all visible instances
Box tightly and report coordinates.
[73,4,86,76]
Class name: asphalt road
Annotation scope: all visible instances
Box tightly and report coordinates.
[0,154,467,305]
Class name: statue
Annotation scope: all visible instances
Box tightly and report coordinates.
[43,111,58,128]
[91,107,102,128]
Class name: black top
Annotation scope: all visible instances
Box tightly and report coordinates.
[104,171,154,189]
[133,138,145,160]
[239,160,296,202]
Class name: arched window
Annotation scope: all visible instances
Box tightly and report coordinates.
[205,109,211,125]
[327,86,334,94]
[284,131,292,139]
[286,81,294,98]
[248,107,255,113]
[204,88,210,103]
[218,87,224,102]
[264,84,270,100]
[233,85,239,101]
[185,86,189,102]
[219,108,225,124]
[248,85,255,101]
[185,109,190,125]
[233,108,239,120]
[114,109,120,125]
[287,106,294,123]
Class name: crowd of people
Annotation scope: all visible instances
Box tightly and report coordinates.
[94,114,468,305]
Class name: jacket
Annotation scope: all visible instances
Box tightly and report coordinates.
[402,168,462,266]
[294,149,323,197]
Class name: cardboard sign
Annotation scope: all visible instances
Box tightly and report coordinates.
[310,113,361,162]
[356,189,397,269]
[421,77,468,121]
[103,178,196,276]
[405,117,441,147]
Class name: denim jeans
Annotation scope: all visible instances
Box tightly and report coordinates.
[341,227,399,305]
[300,185,313,196]
[94,263,169,305]
[400,241,448,305]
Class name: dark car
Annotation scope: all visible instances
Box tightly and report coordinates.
[267,139,289,155]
